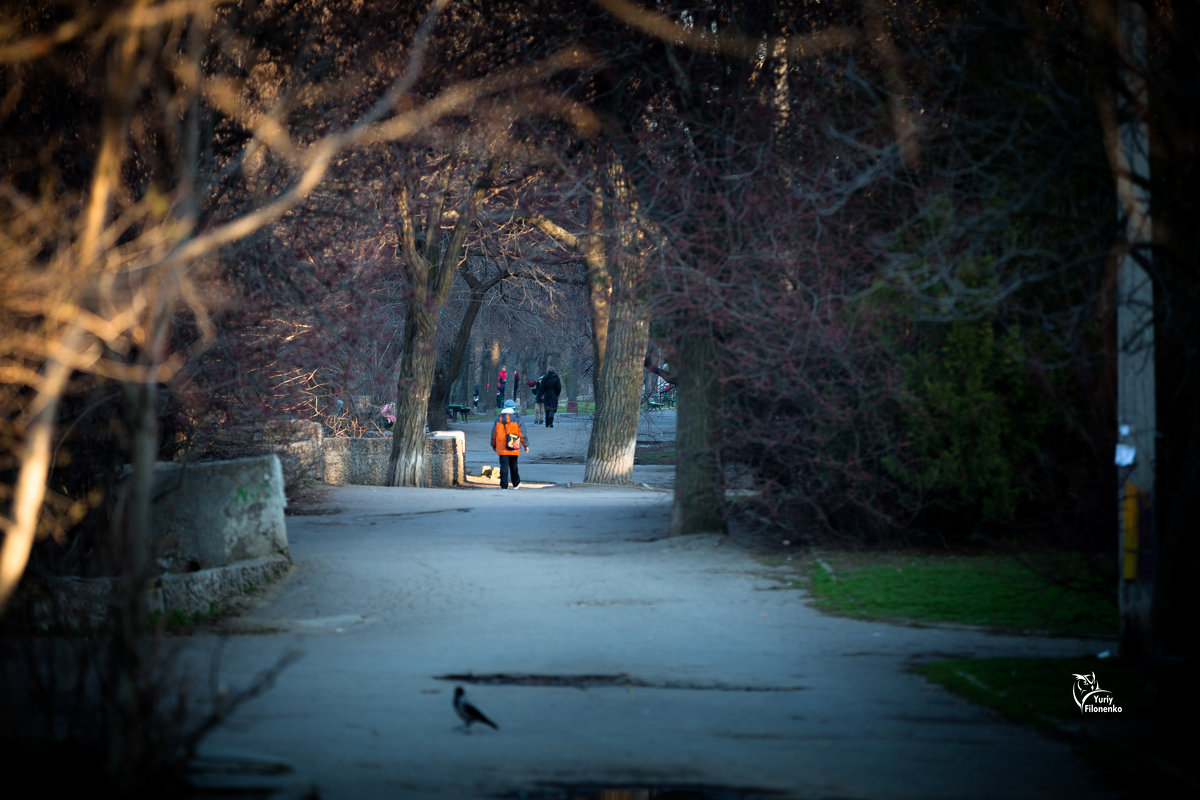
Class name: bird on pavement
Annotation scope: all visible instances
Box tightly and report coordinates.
[453,686,499,732]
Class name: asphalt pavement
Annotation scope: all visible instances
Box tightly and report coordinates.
[179,408,1122,800]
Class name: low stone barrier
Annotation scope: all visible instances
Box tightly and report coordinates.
[153,556,290,619]
[31,556,290,630]
[17,455,291,630]
[428,431,465,486]
[150,454,290,573]
[323,432,465,487]
[323,435,391,485]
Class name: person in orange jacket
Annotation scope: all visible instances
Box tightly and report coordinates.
[491,399,529,489]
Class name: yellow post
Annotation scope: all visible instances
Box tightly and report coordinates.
[1121,482,1140,580]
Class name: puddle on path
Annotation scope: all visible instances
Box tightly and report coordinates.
[436,673,805,692]
[496,783,788,799]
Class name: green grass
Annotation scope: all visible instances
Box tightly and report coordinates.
[913,657,1141,731]
[914,657,1195,796]
[636,447,675,466]
[153,602,225,630]
[797,552,1198,795]
[806,553,1116,637]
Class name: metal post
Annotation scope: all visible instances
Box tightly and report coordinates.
[1115,0,1155,659]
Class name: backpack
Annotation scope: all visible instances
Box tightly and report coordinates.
[495,416,522,451]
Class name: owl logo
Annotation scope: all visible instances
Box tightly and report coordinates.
[1071,672,1113,712]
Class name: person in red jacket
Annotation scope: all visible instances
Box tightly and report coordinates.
[491,399,529,489]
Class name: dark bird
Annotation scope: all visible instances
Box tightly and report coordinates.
[453,686,498,732]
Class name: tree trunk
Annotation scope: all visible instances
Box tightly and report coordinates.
[388,305,438,486]
[389,154,500,481]
[428,362,452,432]
[670,329,728,535]
[108,374,157,789]
[584,305,649,484]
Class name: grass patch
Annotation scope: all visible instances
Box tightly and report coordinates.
[151,602,225,631]
[806,552,1116,637]
[915,657,1196,796]
[789,550,1195,794]
[635,444,675,466]
[913,656,1141,731]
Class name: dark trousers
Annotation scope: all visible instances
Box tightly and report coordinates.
[499,454,521,488]
[545,407,556,427]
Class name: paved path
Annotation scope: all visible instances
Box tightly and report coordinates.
[182,410,1121,799]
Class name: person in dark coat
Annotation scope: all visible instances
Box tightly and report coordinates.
[538,366,562,428]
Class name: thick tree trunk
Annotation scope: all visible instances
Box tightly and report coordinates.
[584,305,649,484]
[388,306,438,487]
[427,362,452,432]
[670,330,728,535]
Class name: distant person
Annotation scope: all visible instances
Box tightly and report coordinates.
[497,365,507,395]
[539,366,562,428]
[512,370,520,400]
[380,402,396,430]
[491,399,529,490]
[530,377,543,424]
[473,384,479,410]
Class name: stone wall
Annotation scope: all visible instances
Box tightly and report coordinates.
[150,454,290,573]
[323,435,391,485]
[323,432,465,487]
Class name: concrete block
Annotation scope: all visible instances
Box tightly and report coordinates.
[323,435,391,485]
[150,455,289,572]
[427,430,465,487]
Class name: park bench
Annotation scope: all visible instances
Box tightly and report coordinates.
[642,392,672,411]
[447,404,471,422]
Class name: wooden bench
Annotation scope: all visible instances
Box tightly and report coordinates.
[446,404,471,422]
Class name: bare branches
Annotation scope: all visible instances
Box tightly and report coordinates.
[0,0,589,606]
[594,0,861,60]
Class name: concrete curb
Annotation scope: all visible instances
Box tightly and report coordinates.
[23,556,292,631]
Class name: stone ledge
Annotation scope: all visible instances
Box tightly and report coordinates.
[22,556,292,631]
[154,556,292,619]
[323,431,465,487]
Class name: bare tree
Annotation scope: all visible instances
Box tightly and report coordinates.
[526,142,654,484]
[0,0,587,788]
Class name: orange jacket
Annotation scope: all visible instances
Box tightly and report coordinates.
[491,413,527,456]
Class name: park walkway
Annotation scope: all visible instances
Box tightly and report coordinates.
[181,409,1121,799]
